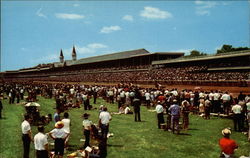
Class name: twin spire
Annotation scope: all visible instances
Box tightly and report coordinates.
[59,46,77,63]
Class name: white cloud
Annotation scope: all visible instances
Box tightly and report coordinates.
[140,6,172,19]
[55,13,84,20]
[195,1,217,16]
[73,4,79,7]
[31,54,58,64]
[122,15,134,22]
[31,43,109,64]
[170,48,194,55]
[21,48,27,51]
[64,43,109,57]
[36,8,47,18]
[87,43,108,49]
[100,26,121,34]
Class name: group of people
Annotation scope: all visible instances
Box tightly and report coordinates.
[0,82,249,158]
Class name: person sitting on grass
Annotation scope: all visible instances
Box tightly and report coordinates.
[48,121,69,158]
[124,105,133,114]
[219,128,238,158]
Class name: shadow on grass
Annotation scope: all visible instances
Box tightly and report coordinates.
[188,128,199,130]
[107,144,124,147]
[178,133,192,136]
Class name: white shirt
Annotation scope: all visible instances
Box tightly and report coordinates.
[208,93,214,101]
[155,104,164,114]
[221,94,231,101]
[34,132,48,150]
[82,119,93,130]
[124,107,131,114]
[145,92,150,101]
[61,118,70,133]
[232,104,242,114]
[21,120,31,134]
[50,128,68,139]
[99,111,111,125]
[213,93,220,101]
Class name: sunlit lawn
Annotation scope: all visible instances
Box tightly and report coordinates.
[0,96,249,158]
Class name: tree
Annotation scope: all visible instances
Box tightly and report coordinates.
[217,45,250,54]
[188,50,207,57]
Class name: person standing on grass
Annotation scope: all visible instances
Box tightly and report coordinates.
[49,121,69,158]
[219,128,238,158]
[155,101,164,129]
[61,112,71,148]
[0,99,3,119]
[34,126,49,158]
[204,98,211,119]
[82,113,93,148]
[99,107,112,139]
[54,108,61,123]
[169,99,180,134]
[231,101,243,132]
[181,100,190,130]
[133,97,141,122]
[21,114,33,158]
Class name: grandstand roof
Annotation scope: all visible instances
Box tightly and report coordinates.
[152,50,250,65]
[74,48,150,65]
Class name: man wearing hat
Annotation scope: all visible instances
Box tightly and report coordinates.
[82,113,93,148]
[34,126,49,158]
[219,128,238,158]
[48,121,69,158]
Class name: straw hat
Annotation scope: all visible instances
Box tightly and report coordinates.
[221,128,231,136]
[55,121,64,129]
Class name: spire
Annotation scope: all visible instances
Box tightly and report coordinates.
[72,45,77,61]
[59,49,64,63]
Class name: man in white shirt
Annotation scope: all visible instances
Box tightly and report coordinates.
[221,92,231,115]
[21,114,32,158]
[82,113,92,148]
[34,126,48,158]
[61,112,70,148]
[145,91,151,108]
[155,101,164,129]
[49,121,69,158]
[99,107,112,139]
[232,103,242,132]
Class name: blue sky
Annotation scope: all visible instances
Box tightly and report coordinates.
[1,0,249,71]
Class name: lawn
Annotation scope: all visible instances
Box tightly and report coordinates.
[0,96,249,158]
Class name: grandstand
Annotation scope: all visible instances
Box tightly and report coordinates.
[0,47,249,87]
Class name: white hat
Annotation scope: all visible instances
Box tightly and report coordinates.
[221,128,231,136]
